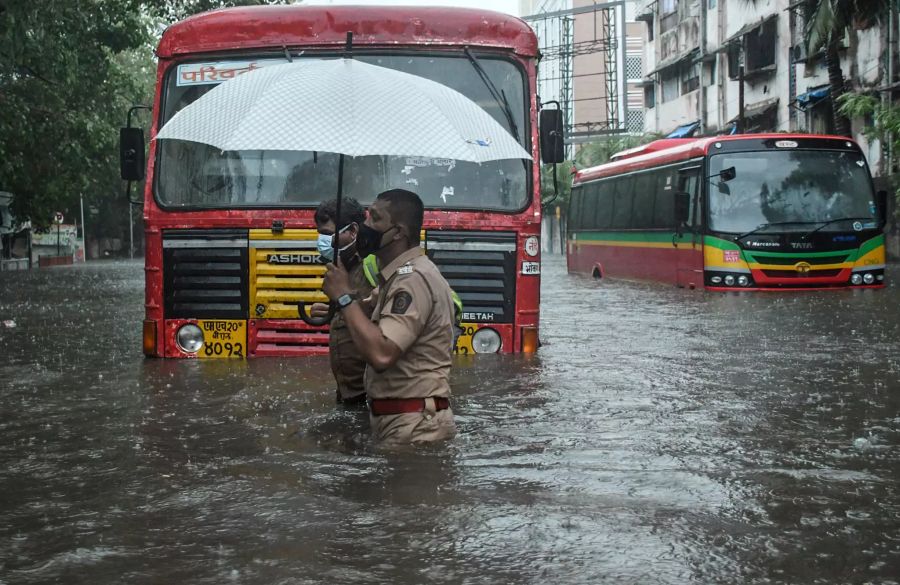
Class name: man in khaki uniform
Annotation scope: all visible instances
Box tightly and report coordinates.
[322,189,456,444]
[310,198,374,405]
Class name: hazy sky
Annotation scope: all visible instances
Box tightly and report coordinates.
[300,0,521,17]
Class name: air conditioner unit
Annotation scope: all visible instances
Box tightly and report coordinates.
[792,43,809,63]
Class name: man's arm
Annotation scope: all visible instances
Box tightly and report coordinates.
[338,302,403,372]
[322,261,401,371]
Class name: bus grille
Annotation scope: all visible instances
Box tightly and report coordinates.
[250,321,330,356]
[163,230,248,319]
[249,229,328,320]
[425,230,516,324]
[751,253,852,266]
[761,268,843,278]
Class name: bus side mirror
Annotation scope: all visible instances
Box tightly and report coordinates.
[539,108,565,164]
[675,191,691,224]
[876,190,888,226]
[120,127,145,181]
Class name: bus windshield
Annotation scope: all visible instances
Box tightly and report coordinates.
[707,150,878,233]
[155,54,528,212]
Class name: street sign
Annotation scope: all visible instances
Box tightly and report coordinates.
[54,212,64,224]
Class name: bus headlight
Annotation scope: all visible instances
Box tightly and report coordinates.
[176,324,204,353]
[737,275,750,287]
[863,273,875,284]
[851,273,863,285]
[471,328,502,353]
[710,275,722,284]
[724,275,735,286]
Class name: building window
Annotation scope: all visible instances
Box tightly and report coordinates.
[626,56,643,81]
[681,63,700,94]
[660,0,679,34]
[745,18,777,73]
[626,109,645,133]
[644,84,656,109]
[727,44,741,80]
[661,71,679,102]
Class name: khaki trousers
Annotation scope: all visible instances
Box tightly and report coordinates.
[369,404,456,444]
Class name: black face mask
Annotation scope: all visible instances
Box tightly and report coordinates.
[356,223,399,257]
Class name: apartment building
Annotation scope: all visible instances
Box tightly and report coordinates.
[639,0,895,175]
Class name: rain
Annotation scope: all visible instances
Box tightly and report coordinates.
[1,257,898,583]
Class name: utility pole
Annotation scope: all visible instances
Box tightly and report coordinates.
[80,195,86,261]
[737,64,745,133]
[129,201,134,260]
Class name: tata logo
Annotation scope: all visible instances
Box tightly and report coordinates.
[463,311,495,322]
[267,253,319,264]
[790,242,814,249]
[794,262,812,274]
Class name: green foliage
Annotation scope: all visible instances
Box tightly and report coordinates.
[802,0,889,53]
[0,0,287,238]
[838,93,900,152]
[838,92,900,209]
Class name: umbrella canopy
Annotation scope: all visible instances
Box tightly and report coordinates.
[155,58,531,163]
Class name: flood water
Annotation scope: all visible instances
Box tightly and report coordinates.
[1,256,899,584]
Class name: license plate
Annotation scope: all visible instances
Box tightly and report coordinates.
[197,320,247,359]
[453,324,476,356]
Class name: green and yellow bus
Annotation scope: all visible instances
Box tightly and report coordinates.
[567,134,887,290]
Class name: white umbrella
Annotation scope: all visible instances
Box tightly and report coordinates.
[155,58,531,163]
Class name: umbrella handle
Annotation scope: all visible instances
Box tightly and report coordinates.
[297,301,334,327]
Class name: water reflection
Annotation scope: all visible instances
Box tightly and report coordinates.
[1,258,899,583]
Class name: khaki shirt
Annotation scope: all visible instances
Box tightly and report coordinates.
[329,255,374,398]
[366,247,455,400]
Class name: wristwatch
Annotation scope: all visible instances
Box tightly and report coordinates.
[336,293,356,309]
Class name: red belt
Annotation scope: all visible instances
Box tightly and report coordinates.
[368,397,450,416]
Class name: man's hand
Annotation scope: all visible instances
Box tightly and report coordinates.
[309,302,331,320]
[322,262,351,301]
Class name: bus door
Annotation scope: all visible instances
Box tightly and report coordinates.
[674,165,703,288]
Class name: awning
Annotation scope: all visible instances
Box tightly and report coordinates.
[728,97,779,123]
[647,48,699,76]
[666,120,701,138]
[725,14,777,45]
[794,86,830,109]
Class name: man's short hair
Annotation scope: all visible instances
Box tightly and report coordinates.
[376,189,424,245]
[314,197,365,230]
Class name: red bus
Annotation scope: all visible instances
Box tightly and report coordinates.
[124,6,557,358]
[567,134,887,290]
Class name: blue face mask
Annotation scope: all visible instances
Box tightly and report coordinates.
[316,225,355,263]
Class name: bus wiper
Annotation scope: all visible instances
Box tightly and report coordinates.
[734,221,821,240]
[801,217,876,239]
[464,47,520,143]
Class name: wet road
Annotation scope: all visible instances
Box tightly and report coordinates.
[1,256,899,584]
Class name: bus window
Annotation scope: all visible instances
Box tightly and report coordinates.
[596,181,614,229]
[611,176,635,228]
[653,169,677,227]
[632,172,656,229]
[677,170,700,228]
[569,186,583,230]
[583,184,599,230]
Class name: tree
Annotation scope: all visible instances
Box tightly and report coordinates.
[0,0,288,240]
[838,92,900,216]
[801,0,889,137]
